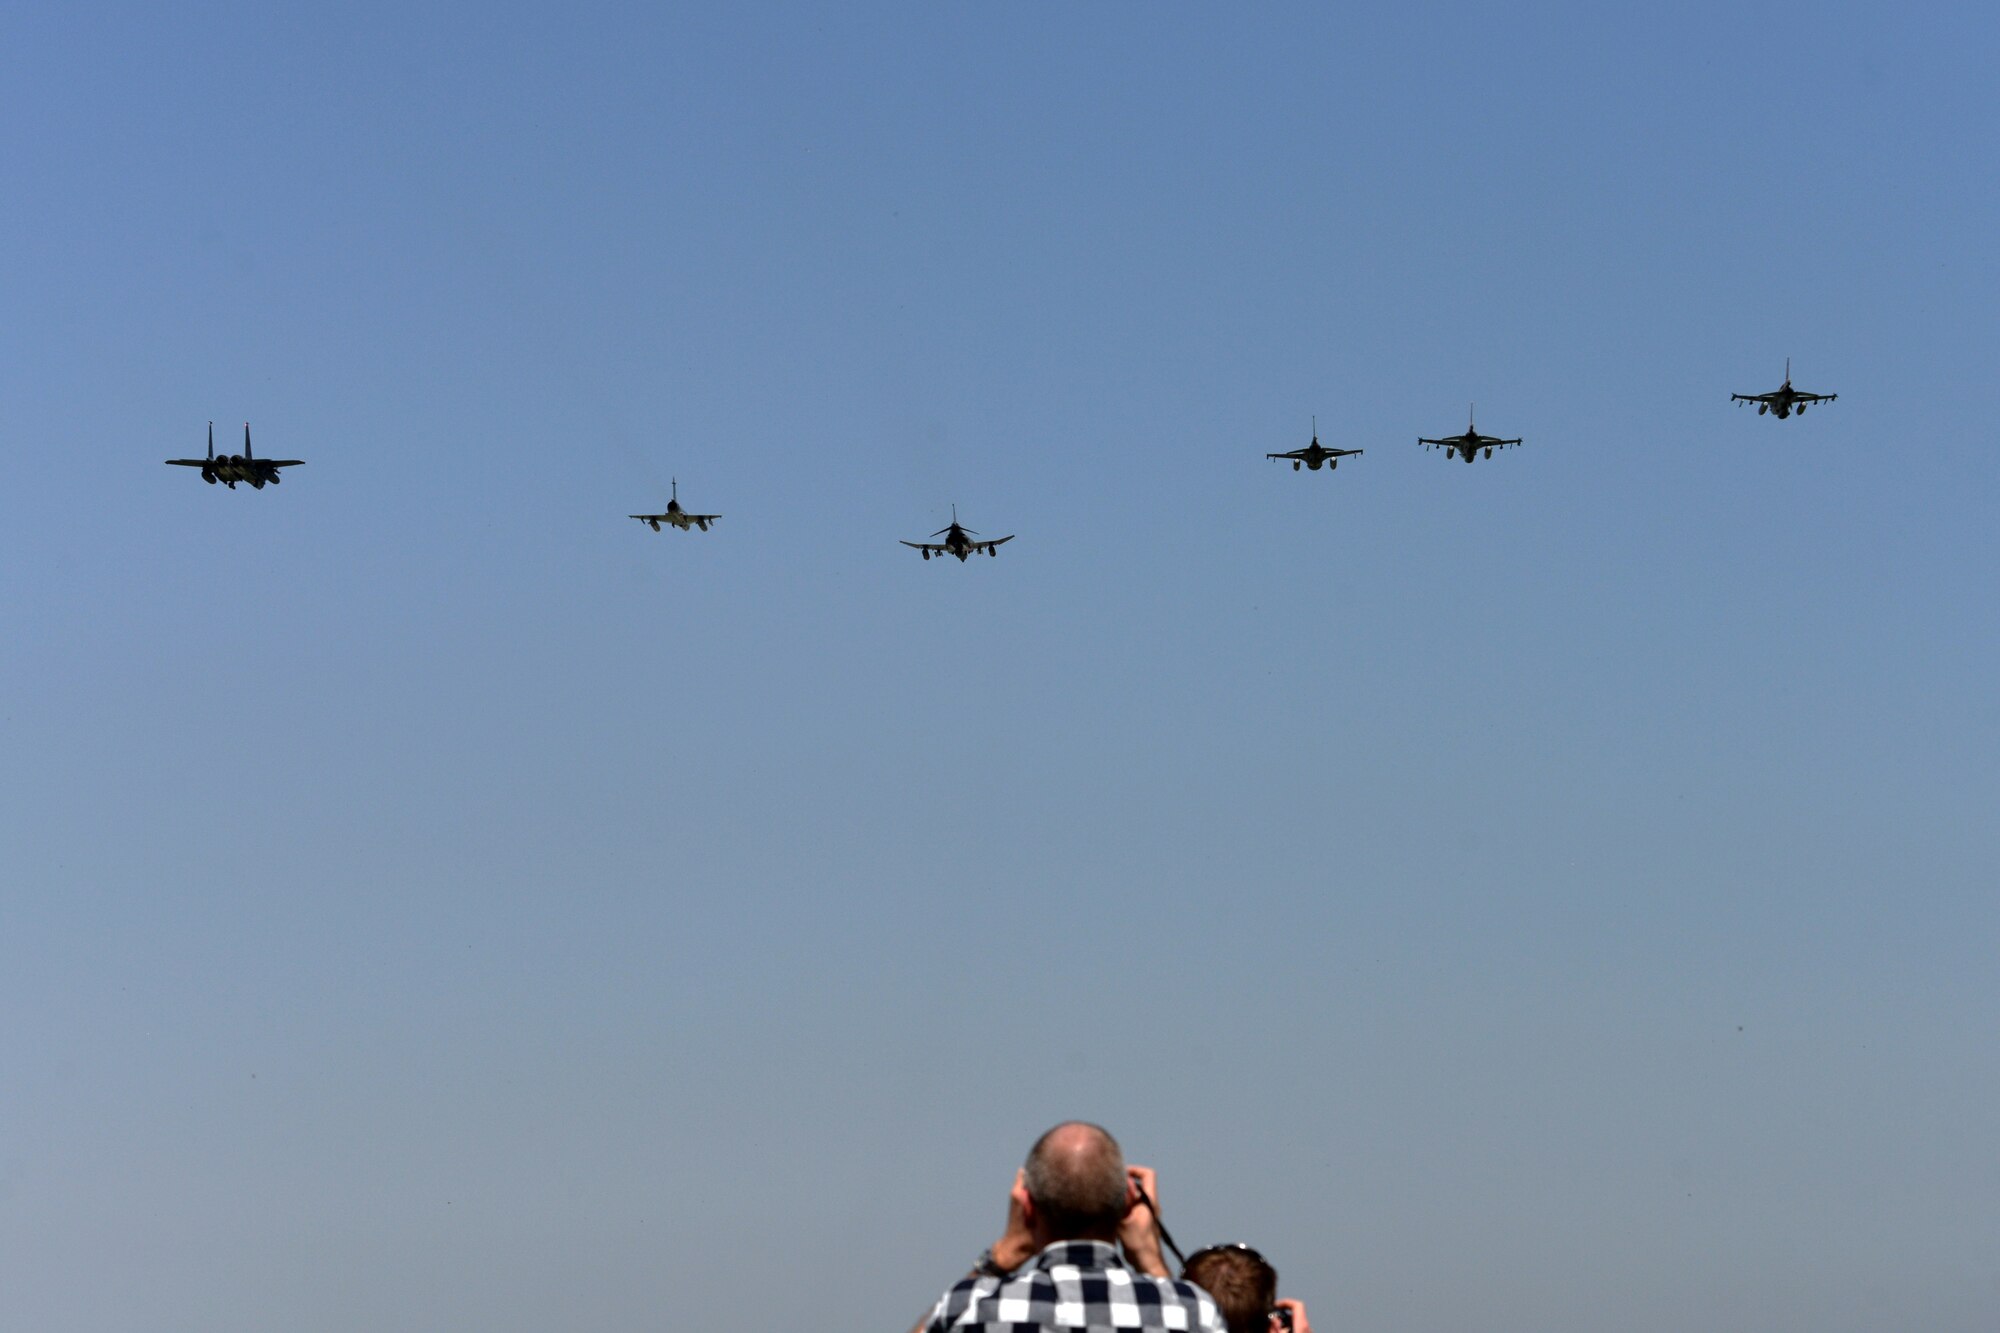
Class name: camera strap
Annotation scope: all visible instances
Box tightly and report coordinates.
[1132,1180,1188,1271]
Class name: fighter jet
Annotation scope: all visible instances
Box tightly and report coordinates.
[630,479,719,532]
[1419,406,1522,463]
[901,506,1014,562]
[1732,359,1837,418]
[165,422,303,488]
[1268,418,1363,472]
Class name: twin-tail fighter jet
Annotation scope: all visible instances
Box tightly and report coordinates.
[1419,406,1523,463]
[1732,359,1836,418]
[1267,418,1363,472]
[165,422,303,488]
[630,479,720,532]
[901,506,1013,561]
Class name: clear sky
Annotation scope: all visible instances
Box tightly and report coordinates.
[2,3,1995,1331]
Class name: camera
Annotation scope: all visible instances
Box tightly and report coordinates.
[1271,1307,1294,1332]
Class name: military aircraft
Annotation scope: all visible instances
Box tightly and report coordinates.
[1267,418,1363,472]
[165,422,303,488]
[901,506,1014,561]
[1419,406,1522,463]
[630,479,720,532]
[1732,359,1837,418]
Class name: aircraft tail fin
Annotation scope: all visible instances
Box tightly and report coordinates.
[1784,357,1791,386]
[243,422,253,459]
[207,421,214,461]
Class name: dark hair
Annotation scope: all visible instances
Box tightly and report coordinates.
[1181,1245,1277,1333]
[1022,1122,1128,1240]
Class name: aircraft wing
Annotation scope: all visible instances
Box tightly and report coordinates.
[1329,447,1364,457]
[1416,436,1456,447]
[266,459,305,467]
[1794,391,1836,403]
[900,541,945,552]
[1266,449,1309,461]
[1731,392,1776,403]
[165,459,210,466]
[968,535,1015,553]
[1477,435,1523,447]
[690,514,720,524]
[630,514,665,522]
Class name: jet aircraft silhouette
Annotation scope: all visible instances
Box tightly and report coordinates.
[1732,359,1836,418]
[901,506,1014,561]
[631,479,719,532]
[1267,418,1363,472]
[1419,406,1522,463]
[165,423,303,488]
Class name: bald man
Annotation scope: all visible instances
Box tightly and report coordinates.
[919,1123,1226,1333]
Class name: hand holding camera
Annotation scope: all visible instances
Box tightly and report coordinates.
[1120,1166,1172,1277]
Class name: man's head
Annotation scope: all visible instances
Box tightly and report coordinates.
[1017,1121,1130,1243]
[1180,1245,1277,1333]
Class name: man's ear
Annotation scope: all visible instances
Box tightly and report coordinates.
[1012,1171,1035,1222]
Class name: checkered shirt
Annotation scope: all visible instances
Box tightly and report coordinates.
[926,1240,1226,1333]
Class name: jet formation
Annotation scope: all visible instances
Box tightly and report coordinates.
[165,423,303,489]
[166,362,1837,558]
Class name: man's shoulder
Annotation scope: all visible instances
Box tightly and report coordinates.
[924,1272,1007,1332]
[1134,1272,1228,1329]
[926,1266,1224,1333]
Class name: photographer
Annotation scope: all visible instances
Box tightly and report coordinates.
[1178,1244,1311,1333]
[1118,1180,1312,1333]
[915,1122,1226,1333]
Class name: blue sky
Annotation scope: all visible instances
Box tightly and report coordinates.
[2,4,1995,1331]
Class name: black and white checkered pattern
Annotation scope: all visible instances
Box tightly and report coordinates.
[927,1241,1226,1333]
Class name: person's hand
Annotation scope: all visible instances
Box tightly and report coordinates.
[1118,1165,1170,1277]
[1272,1299,1310,1333]
[990,1169,1038,1272]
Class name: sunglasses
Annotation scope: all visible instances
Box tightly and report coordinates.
[1179,1244,1286,1329]
[1182,1242,1273,1269]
